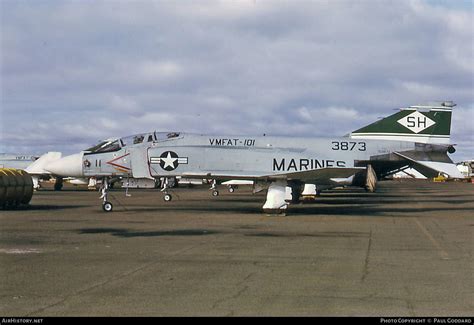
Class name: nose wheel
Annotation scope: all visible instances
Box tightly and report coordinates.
[163,193,172,202]
[102,201,113,212]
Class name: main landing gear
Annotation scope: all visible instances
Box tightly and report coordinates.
[210,179,219,197]
[54,177,63,191]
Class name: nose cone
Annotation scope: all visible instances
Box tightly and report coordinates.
[45,153,84,177]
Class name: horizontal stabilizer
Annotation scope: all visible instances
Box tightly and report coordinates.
[394,152,463,179]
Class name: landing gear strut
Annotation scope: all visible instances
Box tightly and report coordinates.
[161,177,173,202]
[210,179,219,197]
[289,184,303,204]
[54,177,63,191]
[365,164,377,193]
[100,178,113,212]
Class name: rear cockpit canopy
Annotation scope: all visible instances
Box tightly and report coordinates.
[120,132,156,147]
[119,132,180,146]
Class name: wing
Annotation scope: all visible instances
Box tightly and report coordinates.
[269,167,365,184]
[182,167,364,185]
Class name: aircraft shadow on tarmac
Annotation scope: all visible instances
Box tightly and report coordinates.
[111,198,473,216]
[77,228,220,238]
[289,205,473,216]
[76,227,369,239]
[11,193,471,213]
[272,191,470,203]
[295,198,474,205]
[244,231,369,238]
[4,204,87,211]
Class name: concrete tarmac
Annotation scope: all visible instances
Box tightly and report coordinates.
[0,180,473,316]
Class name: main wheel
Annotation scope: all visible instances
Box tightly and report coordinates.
[228,187,235,193]
[164,193,172,202]
[102,201,113,212]
[212,190,219,197]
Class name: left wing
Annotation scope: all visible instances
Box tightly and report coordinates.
[181,167,364,185]
[268,167,365,184]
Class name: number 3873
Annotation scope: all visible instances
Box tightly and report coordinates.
[331,141,366,151]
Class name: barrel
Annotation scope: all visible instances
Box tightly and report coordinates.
[0,168,34,208]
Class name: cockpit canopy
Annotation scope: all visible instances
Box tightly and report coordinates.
[84,132,181,154]
[120,133,153,147]
[85,139,121,154]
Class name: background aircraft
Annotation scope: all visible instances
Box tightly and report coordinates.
[0,152,64,189]
[0,153,39,170]
[45,101,462,213]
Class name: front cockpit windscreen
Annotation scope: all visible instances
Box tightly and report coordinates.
[85,139,121,154]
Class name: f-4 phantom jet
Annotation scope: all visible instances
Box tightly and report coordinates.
[45,101,462,214]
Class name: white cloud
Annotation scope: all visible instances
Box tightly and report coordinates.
[107,94,142,114]
[0,0,472,160]
[134,60,183,81]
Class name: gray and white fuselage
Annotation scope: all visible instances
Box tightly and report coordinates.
[76,133,416,182]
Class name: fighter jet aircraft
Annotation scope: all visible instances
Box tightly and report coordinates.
[45,101,462,213]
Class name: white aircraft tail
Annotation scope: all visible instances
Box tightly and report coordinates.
[25,152,62,174]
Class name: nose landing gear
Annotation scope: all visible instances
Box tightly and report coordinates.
[100,178,113,212]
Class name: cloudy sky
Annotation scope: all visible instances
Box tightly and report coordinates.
[1,0,473,161]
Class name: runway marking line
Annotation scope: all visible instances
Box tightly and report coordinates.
[414,218,449,260]
[0,248,41,254]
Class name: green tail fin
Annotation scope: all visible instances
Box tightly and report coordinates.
[350,101,455,144]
